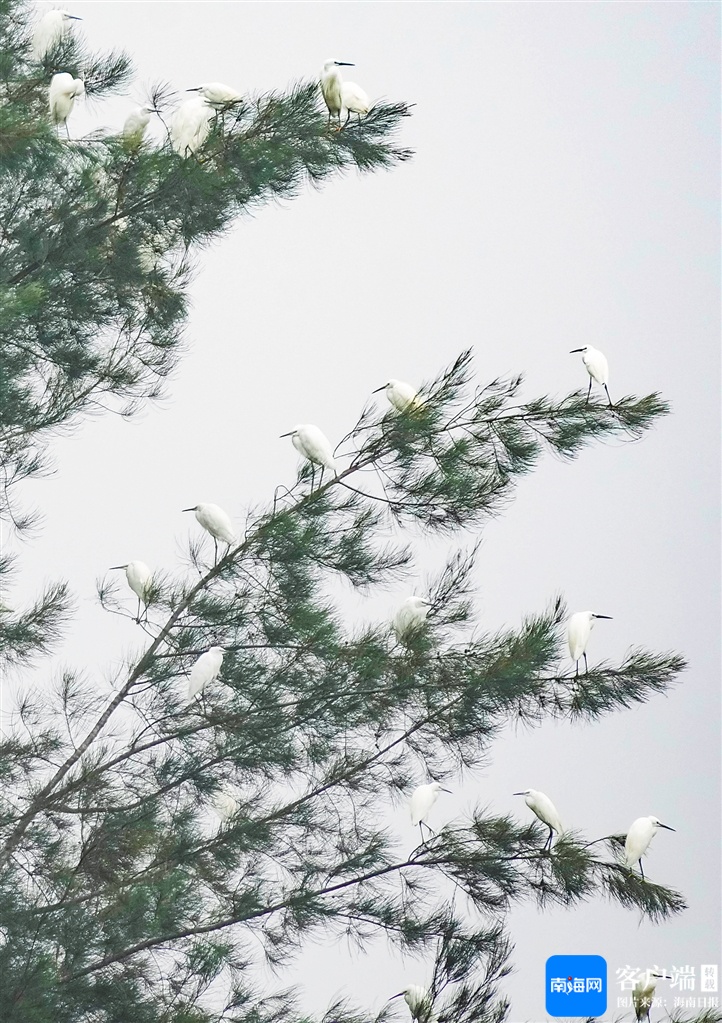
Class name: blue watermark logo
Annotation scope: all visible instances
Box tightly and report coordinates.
[546,955,607,1016]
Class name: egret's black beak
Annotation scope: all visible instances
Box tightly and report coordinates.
[570,348,585,353]
[372,385,386,393]
[336,61,355,66]
[389,992,405,1000]
[69,15,82,19]
[512,792,525,796]
[440,787,452,794]
[186,87,201,92]
[594,614,613,619]
[279,431,294,438]
[659,823,675,831]
[181,507,196,513]
[109,565,126,571]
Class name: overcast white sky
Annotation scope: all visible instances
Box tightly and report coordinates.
[4,2,720,1020]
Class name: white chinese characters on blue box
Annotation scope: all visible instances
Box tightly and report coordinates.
[546,956,607,1017]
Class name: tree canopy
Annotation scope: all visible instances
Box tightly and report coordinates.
[0,3,709,1022]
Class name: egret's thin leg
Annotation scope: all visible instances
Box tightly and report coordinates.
[319,466,325,490]
[639,858,645,880]
[583,652,588,675]
[65,122,71,141]
[310,465,315,493]
[136,597,141,623]
[419,823,424,845]
[586,378,592,405]
[575,659,579,678]
[604,383,612,407]
[213,538,218,565]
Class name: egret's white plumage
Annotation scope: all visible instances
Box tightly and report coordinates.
[567,610,612,675]
[212,788,239,821]
[374,379,421,412]
[32,9,81,61]
[170,96,213,156]
[48,72,84,131]
[109,561,152,601]
[624,815,675,879]
[409,781,450,843]
[187,82,242,107]
[320,58,354,123]
[570,344,612,405]
[393,596,431,644]
[182,503,235,544]
[122,106,157,148]
[513,788,563,849]
[391,985,433,1022]
[187,646,224,700]
[282,425,337,474]
[342,80,371,121]
[632,971,669,1022]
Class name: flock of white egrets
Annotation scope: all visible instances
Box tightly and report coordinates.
[35,12,372,151]
[31,11,670,1015]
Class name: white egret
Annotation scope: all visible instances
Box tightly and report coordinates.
[390,985,433,1022]
[109,561,152,623]
[170,95,213,156]
[122,105,158,148]
[187,646,224,700]
[48,72,84,137]
[567,610,612,676]
[632,970,671,1022]
[341,80,371,123]
[513,788,564,851]
[624,816,675,880]
[320,58,354,124]
[32,9,82,61]
[373,379,422,412]
[211,788,239,821]
[280,424,337,489]
[187,82,242,107]
[182,503,235,563]
[409,782,450,843]
[393,596,431,644]
[570,345,612,406]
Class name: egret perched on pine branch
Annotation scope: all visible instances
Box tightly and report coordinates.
[320,58,354,125]
[170,96,213,156]
[187,646,224,701]
[182,503,235,563]
[187,82,242,107]
[409,782,450,844]
[567,610,612,676]
[393,596,431,644]
[211,788,239,821]
[109,561,152,623]
[373,379,422,412]
[280,425,337,490]
[122,105,159,148]
[390,985,433,1022]
[624,816,675,880]
[48,72,84,137]
[632,970,671,1022]
[513,789,564,851]
[32,9,82,61]
[341,80,371,123]
[570,345,612,406]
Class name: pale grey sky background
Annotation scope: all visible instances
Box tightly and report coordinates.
[4,2,720,1020]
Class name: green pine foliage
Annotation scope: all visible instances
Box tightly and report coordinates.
[0,3,695,1022]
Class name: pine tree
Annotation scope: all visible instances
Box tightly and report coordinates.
[1,5,712,1023]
